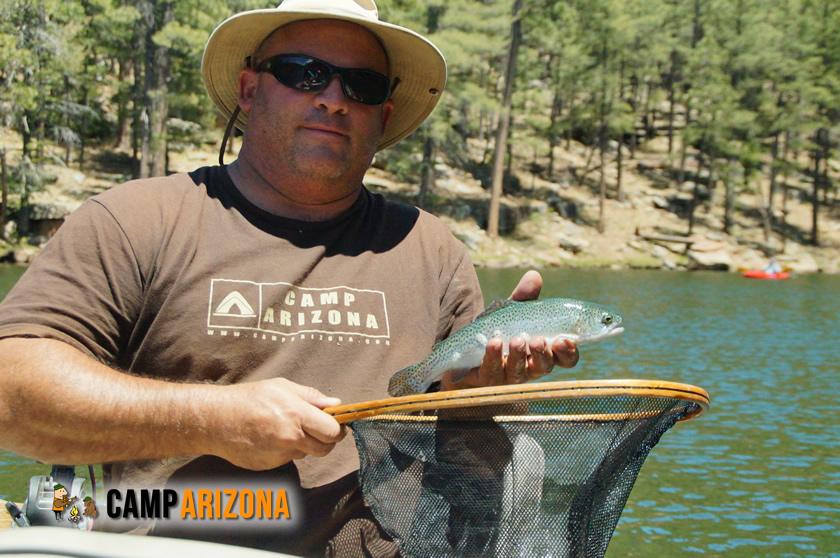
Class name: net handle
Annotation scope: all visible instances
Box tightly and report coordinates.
[325,379,710,424]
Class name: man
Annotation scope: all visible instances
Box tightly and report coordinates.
[0,0,577,554]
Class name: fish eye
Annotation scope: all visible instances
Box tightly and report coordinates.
[603,314,613,325]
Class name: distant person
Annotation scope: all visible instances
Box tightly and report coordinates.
[764,258,782,274]
[0,0,578,554]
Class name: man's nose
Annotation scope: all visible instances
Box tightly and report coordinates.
[314,75,349,114]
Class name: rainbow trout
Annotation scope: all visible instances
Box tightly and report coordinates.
[388,298,624,397]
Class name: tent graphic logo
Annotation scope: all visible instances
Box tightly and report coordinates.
[207,279,390,342]
[213,291,257,318]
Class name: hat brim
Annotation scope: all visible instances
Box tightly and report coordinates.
[201,8,446,151]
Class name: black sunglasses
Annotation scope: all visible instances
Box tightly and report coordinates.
[255,54,392,106]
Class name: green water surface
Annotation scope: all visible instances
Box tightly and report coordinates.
[1,264,838,556]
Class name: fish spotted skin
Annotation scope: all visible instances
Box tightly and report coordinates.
[387,298,624,397]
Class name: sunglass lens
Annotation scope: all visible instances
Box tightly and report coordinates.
[275,59,328,91]
[344,70,390,105]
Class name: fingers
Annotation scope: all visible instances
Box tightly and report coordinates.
[445,335,580,393]
[274,380,345,447]
[551,338,579,369]
[299,403,347,446]
[479,337,508,386]
[284,381,342,410]
[274,379,345,445]
[525,337,552,381]
[509,270,543,301]
[293,425,346,458]
[210,378,347,470]
[524,337,580,380]
[505,336,528,383]
[440,337,506,391]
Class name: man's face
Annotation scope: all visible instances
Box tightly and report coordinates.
[238,19,393,189]
[55,487,67,498]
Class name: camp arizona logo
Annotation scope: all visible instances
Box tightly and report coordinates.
[207,280,390,342]
[107,488,291,520]
[104,482,302,533]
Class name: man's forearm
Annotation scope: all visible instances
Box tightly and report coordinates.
[0,337,215,464]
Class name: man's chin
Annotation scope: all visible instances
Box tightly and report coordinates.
[291,147,349,176]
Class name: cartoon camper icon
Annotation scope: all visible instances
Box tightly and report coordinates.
[83,496,98,518]
[51,484,74,521]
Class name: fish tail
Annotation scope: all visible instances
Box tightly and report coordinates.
[388,362,426,397]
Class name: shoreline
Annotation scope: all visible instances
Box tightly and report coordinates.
[3,234,835,275]
[1,139,838,274]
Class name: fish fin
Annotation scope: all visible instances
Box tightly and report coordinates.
[446,367,474,384]
[476,298,517,320]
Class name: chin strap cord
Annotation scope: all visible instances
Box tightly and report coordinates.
[219,106,242,166]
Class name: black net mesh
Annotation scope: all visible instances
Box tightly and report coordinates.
[350,395,698,558]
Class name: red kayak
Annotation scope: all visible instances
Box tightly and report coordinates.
[742,270,791,280]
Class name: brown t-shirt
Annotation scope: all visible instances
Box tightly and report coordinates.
[0,166,483,493]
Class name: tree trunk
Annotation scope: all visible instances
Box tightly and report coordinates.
[64,76,73,166]
[764,132,781,242]
[779,130,790,250]
[505,122,513,186]
[22,114,31,159]
[565,99,575,150]
[36,119,45,160]
[418,135,435,210]
[688,151,704,236]
[17,167,30,237]
[0,149,7,240]
[667,52,677,154]
[677,100,691,186]
[821,147,831,206]
[616,139,623,201]
[139,0,173,179]
[723,159,735,235]
[692,0,703,46]
[115,59,133,151]
[548,90,562,179]
[598,123,607,233]
[643,80,655,140]
[810,139,821,246]
[78,88,89,170]
[488,0,522,238]
[597,40,609,234]
[131,43,143,174]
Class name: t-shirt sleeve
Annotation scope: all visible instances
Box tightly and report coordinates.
[0,198,145,363]
[435,231,484,343]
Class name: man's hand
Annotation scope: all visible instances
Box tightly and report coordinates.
[209,378,346,471]
[440,270,579,391]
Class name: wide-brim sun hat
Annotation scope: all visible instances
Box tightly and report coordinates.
[202,0,447,152]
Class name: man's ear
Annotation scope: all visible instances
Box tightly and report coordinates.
[380,99,394,133]
[238,68,259,112]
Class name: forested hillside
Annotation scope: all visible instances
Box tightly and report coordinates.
[1,0,838,267]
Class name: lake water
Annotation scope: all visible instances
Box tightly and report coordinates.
[479,268,840,557]
[1,264,838,556]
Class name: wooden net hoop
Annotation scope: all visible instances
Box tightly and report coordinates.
[326,379,709,424]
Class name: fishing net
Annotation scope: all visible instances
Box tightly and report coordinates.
[329,380,709,558]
